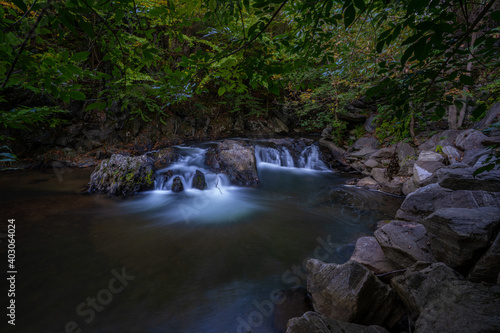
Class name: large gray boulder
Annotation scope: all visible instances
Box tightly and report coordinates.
[422,207,500,269]
[306,259,402,328]
[468,231,500,284]
[374,221,435,268]
[391,262,500,333]
[350,136,380,151]
[396,142,416,164]
[370,168,405,195]
[88,154,155,196]
[205,140,259,186]
[286,311,389,333]
[349,236,399,275]
[356,177,379,190]
[395,183,500,223]
[319,139,346,161]
[441,145,461,164]
[434,165,500,192]
[462,148,490,166]
[418,130,461,152]
[455,129,488,150]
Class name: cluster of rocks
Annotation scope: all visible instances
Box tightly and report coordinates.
[285,161,500,332]
[87,140,258,195]
[320,127,499,196]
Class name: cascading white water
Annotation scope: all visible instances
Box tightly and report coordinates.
[298,145,328,170]
[154,147,229,191]
[255,144,328,170]
[254,146,295,167]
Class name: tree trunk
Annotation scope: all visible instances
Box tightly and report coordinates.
[449,104,458,130]
[457,31,477,128]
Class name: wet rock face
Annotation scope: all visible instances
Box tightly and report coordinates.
[349,236,399,275]
[374,220,435,268]
[171,176,184,192]
[468,231,500,284]
[191,170,207,190]
[306,259,403,328]
[395,183,500,223]
[205,140,259,186]
[88,154,155,196]
[422,207,500,270]
[391,262,500,333]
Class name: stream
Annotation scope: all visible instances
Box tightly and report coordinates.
[0,140,403,333]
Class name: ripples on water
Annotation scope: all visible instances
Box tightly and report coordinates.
[0,141,403,333]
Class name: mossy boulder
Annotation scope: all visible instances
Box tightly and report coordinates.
[88,154,155,196]
[191,170,207,190]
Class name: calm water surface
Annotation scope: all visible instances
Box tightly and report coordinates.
[0,143,402,333]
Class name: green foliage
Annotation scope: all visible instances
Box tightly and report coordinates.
[0,0,498,144]
[0,105,68,130]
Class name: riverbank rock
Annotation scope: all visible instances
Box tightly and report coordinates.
[418,130,461,152]
[391,262,500,333]
[306,259,402,327]
[455,129,488,150]
[151,147,177,169]
[356,177,379,190]
[286,311,389,333]
[468,231,500,284]
[374,221,435,268]
[395,183,500,223]
[422,207,500,270]
[191,170,207,190]
[88,154,155,196]
[434,165,500,191]
[349,236,399,274]
[205,140,259,186]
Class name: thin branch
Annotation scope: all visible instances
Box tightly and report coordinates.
[237,0,247,41]
[422,0,496,103]
[191,0,289,84]
[3,0,39,31]
[1,0,51,89]
[81,0,128,85]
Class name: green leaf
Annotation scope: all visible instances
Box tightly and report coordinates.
[78,19,94,38]
[115,9,124,23]
[69,91,86,100]
[491,10,500,22]
[401,46,414,65]
[353,0,366,12]
[459,74,474,86]
[86,102,105,111]
[12,0,27,12]
[344,4,356,28]
[376,40,385,53]
[70,51,90,62]
[218,86,226,96]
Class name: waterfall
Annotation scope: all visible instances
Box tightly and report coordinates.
[154,147,229,191]
[298,145,328,170]
[255,144,328,170]
[254,146,295,167]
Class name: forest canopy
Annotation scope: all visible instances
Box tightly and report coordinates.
[1,0,499,141]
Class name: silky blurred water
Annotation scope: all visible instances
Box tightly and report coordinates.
[0,143,402,333]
